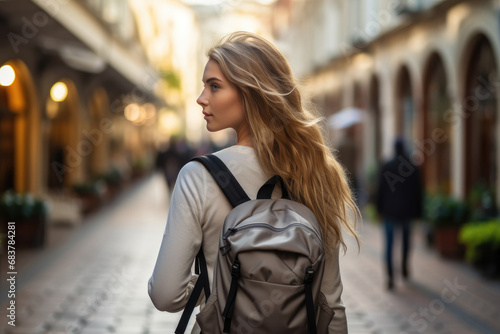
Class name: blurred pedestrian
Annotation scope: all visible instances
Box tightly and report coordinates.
[154,144,169,186]
[161,137,189,191]
[376,137,423,290]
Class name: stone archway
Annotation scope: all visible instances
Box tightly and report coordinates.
[46,79,82,190]
[463,33,498,197]
[422,52,452,195]
[366,74,382,201]
[0,60,40,194]
[395,65,417,152]
[369,74,382,165]
[87,87,111,177]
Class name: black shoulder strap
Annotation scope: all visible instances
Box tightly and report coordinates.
[175,249,210,334]
[191,154,251,208]
[176,154,250,333]
[304,267,317,334]
[257,175,291,200]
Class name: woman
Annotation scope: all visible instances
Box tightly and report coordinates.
[148,31,360,333]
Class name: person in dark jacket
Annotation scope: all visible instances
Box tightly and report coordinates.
[376,137,424,290]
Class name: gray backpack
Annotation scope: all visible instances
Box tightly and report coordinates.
[175,154,334,334]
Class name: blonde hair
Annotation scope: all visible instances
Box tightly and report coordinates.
[208,31,360,253]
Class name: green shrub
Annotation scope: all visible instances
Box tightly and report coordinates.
[363,202,379,223]
[0,191,48,220]
[132,155,153,173]
[468,183,497,222]
[98,167,124,186]
[459,219,500,263]
[72,180,107,196]
[424,194,470,227]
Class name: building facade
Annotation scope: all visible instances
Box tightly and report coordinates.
[0,0,161,197]
[273,0,500,206]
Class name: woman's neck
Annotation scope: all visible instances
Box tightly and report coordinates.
[236,138,253,147]
[235,124,253,147]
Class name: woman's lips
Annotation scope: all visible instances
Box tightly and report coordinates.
[203,111,212,119]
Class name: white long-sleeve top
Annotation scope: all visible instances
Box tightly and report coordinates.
[148,144,348,333]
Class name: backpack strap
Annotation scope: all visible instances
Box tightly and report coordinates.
[175,248,210,334]
[257,175,291,200]
[195,248,211,301]
[304,266,317,334]
[222,258,241,333]
[176,154,249,333]
[191,154,251,208]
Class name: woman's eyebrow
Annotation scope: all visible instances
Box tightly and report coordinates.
[203,77,223,83]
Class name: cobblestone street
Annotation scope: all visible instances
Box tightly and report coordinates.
[1,173,499,334]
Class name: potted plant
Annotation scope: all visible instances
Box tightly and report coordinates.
[0,191,48,248]
[459,219,500,277]
[72,180,107,214]
[131,155,153,180]
[424,193,470,258]
[468,183,497,222]
[97,167,125,199]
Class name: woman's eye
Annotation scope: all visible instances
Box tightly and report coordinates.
[211,84,219,91]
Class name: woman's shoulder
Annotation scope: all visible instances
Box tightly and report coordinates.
[211,145,258,169]
[179,145,260,185]
[212,145,256,158]
[180,145,255,174]
[177,158,206,183]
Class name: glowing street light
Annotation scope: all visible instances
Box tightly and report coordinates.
[0,65,15,86]
[50,82,68,102]
[125,103,141,122]
[143,103,156,119]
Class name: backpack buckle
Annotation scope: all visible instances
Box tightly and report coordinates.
[222,228,237,241]
[304,267,314,284]
[231,261,241,279]
[220,244,231,256]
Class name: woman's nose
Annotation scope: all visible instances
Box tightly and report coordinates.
[197,91,208,106]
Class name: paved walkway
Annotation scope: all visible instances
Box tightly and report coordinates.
[341,217,500,333]
[0,172,499,334]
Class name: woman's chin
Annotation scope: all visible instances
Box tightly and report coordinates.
[206,121,232,133]
[206,123,219,132]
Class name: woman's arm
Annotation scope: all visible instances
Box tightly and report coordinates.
[323,246,348,333]
[148,162,205,312]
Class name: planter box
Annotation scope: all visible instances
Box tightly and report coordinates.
[76,193,105,215]
[1,217,46,248]
[105,183,123,201]
[73,181,108,215]
[434,226,465,259]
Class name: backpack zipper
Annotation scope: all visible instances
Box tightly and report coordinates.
[222,223,322,242]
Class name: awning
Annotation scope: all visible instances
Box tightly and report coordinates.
[327,107,364,129]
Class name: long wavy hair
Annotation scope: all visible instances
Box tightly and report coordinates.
[208,31,360,253]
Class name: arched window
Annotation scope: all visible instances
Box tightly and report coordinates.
[395,66,417,152]
[369,74,382,165]
[46,79,81,190]
[88,88,111,177]
[463,34,498,196]
[0,60,39,193]
[423,53,451,194]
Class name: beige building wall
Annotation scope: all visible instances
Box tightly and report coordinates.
[129,0,199,144]
[274,0,500,205]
